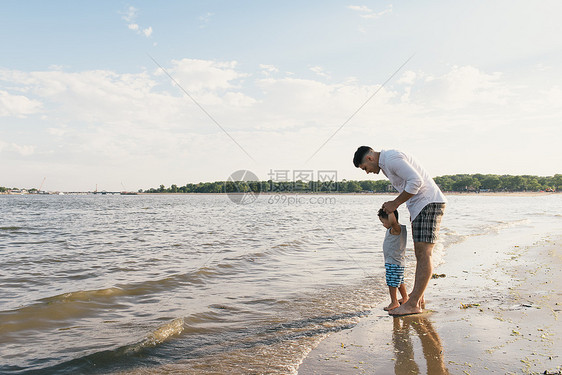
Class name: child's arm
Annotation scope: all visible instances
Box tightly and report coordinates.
[388,211,402,235]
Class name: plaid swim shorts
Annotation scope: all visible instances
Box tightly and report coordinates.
[385,263,405,288]
[411,202,446,243]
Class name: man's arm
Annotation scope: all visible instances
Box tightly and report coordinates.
[383,191,414,214]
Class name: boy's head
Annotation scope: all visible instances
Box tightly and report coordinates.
[378,208,399,229]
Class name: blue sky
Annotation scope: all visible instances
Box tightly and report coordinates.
[1,1,561,191]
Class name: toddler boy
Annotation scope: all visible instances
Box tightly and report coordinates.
[378,208,408,311]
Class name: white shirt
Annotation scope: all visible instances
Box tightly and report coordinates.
[379,149,447,221]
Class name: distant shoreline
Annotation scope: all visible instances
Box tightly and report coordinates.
[137,191,560,197]
[2,191,559,197]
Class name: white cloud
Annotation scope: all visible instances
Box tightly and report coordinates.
[199,12,214,28]
[259,64,279,76]
[0,61,259,177]
[11,143,35,156]
[415,65,510,109]
[519,86,562,115]
[397,70,417,85]
[310,66,331,79]
[47,127,68,136]
[0,90,42,117]
[534,63,552,72]
[142,26,153,37]
[164,58,250,94]
[253,76,397,133]
[2,69,188,137]
[121,6,137,23]
[348,4,392,19]
[0,141,35,156]
[121,6,153,38]
[48,64,66,71]
[348,5,371,13]
[1,60,560,190]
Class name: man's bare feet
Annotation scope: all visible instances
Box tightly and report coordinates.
[388,301,423,316]
[384,302,400,311]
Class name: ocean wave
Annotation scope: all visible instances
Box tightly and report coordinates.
[2,307,364,375]
[2,317,186,375]
[137,318,185,348]
[438,228,469,249]
[0,287,129,336]
[440,218,531,248]
[110,293,376,375]
[51,287,128,302]
[271,238,306,249]
[0,250,272,336]
[1,268,388,375]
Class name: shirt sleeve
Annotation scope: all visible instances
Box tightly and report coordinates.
[386,153,424,195]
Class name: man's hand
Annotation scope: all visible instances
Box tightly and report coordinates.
[382,200,399,213]
[382,191,415,214]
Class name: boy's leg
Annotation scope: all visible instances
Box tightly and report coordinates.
[384,286,400,311]
[398,283,409,304]
[385,263,403,311]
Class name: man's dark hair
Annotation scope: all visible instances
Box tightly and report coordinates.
[378,208,399,221]
[353,146,372,167]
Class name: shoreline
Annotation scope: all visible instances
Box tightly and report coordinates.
[1,191,558,197]
[298,225,562,374]
[135,191,561,197]
[138,191,559,197]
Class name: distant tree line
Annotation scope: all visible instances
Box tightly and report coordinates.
[2,174,560,194]
[140,180,342,194]
[140,174,561,194]
[433,174,561,192]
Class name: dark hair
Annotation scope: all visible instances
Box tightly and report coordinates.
[378,208,399,221]
[353,146,372,167]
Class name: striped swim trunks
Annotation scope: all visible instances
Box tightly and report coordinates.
[385,263,405,288]
[411,202,446,243]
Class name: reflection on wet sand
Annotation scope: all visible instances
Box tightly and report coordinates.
[392,314,450,375]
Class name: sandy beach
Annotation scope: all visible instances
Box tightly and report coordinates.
[298,225,562,374]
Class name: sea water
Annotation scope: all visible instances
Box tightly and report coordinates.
[1,193,561,374]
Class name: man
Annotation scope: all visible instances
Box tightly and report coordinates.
[353,146,446,316]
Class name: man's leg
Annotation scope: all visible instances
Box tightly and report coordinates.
[389,241,434,316]
[390,202,444,316]
[410,241,434,307]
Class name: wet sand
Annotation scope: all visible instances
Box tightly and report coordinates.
[298,228,562,374]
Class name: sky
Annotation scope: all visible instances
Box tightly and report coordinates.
[1,1,561,192]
